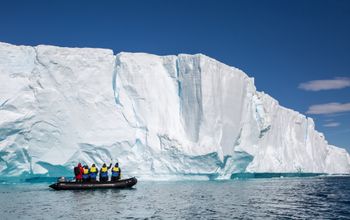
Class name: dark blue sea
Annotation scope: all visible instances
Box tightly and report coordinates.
[1,176,350,219]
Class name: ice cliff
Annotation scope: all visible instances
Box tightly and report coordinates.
[0,42,349,180]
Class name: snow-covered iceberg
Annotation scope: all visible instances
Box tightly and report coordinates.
[0,42,349,180]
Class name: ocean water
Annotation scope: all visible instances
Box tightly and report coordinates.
[1,176,349,219]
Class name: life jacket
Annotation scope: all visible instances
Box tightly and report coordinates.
[100,167,108,177]
[90,167,97,173]
[82,168,89,179]
[112,167,120,177]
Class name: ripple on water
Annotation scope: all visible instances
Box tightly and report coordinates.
[0,177,349,219]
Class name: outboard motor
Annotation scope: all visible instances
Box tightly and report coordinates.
[58,177,66,182]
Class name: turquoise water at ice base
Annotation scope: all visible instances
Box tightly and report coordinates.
[0,176,349,219]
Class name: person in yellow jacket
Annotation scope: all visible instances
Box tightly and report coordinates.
[111,163,121,182]
[82,165,90,182]
[89,164,98,182]
[99,163,112,182]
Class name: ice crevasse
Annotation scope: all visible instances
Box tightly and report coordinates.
[0,42,349,180]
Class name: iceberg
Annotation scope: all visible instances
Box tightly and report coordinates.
[0,42,349,180]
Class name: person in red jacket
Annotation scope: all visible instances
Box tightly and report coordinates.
[74,163,84,182]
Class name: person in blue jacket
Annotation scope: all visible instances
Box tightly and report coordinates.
[89,164,98,182]
[99,163,112,182]
[111,162,121,181]
[82,165,90,182]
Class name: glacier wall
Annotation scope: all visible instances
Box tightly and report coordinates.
[0,42,349,180]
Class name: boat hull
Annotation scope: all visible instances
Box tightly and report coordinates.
[49,177,137,190]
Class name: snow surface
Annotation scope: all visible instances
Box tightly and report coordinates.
[0,42,349,180]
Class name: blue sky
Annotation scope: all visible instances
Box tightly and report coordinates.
[0,0,349,151]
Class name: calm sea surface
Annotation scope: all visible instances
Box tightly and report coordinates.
[0,176,349,219]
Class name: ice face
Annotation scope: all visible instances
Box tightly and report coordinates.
[0,42,349,180]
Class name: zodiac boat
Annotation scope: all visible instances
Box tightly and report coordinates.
[49,177,137,190]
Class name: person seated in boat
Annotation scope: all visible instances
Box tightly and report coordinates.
[82,165,90,182]
[89,164,98,182]
[99,163,112,182]
[111,162,121,182]
[74,163,84,182]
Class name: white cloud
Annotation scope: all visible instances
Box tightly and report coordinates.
[323,122,340,127]
[324,118,334,122]
[298,77,350,91]
[306,102,350,114]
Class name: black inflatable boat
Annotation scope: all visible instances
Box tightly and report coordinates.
[49,177,137,190]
